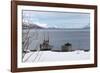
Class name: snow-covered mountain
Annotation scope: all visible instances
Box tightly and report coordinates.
[22,23,57,29]
[22,23,45,29]
[83,24,90,29]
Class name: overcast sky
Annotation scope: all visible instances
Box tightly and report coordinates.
[22,10,90,28]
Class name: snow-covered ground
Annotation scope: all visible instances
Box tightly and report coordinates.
[23,50,90,63]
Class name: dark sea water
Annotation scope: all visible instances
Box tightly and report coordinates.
[22,29,90,51]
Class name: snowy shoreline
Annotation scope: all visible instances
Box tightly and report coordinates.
[23,50,90,63]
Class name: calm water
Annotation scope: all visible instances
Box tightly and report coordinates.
[22,29,90,51]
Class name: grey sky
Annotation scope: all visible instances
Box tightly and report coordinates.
[22,10,90,28]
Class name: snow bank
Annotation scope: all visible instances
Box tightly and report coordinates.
[23,51,90,63]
